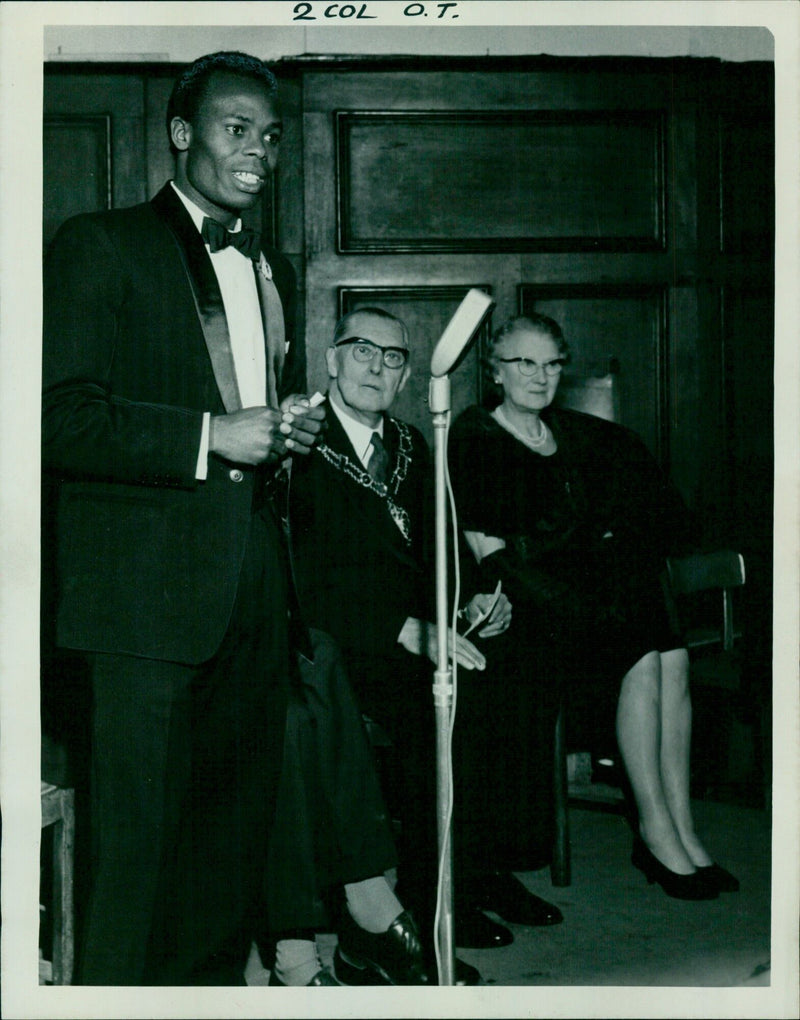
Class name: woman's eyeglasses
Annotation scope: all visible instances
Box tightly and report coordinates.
[334,337,409,370]
[495,356,567,378]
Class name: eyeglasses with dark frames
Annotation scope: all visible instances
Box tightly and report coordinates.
[334,336,409,370]
[495,356,567,378]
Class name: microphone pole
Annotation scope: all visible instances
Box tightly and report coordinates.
[427,289,494,985]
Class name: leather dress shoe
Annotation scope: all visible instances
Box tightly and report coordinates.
[452,957,482,985]
[477,871,564,926]
[454,903,514,949]
[334,909,430,985]
[421,950,483,985]
[269,966,340,986]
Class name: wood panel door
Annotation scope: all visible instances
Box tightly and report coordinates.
[295,58,773,537]
[298,62,697,470]
[42,58,775,549]
[43,72,151,247]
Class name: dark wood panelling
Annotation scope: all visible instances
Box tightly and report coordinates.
[43,74,147,223]
[339,286,492,444]
[720,115,775,259]
[722,283,774,547]
[42,53,776,808]
[302,64,681,114]
[143,74,174,200]
[43,116,110,247]
[270,77,304,255]
[719,62,775,264]
[336,111,665,254]
[518,283,667,460]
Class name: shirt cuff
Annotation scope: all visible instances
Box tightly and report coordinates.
[195,412,211,480]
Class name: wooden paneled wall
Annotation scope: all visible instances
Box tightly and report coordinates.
[287,57,774,560]
[43,56,774,563]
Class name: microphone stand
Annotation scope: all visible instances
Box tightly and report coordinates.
[428,372,455,986]
[426,287,493,986]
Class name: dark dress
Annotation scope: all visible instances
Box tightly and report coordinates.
[448,403,693,873]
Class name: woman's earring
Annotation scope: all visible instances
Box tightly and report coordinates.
[493,378,501,384]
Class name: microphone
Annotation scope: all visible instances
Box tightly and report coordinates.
[430,289,495,378]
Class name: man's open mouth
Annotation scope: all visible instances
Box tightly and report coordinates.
[232,171,264,189]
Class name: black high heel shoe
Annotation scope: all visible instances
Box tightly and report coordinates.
[696,862,740,892]
[631,838,718,901]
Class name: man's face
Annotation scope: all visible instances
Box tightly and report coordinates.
[171,72,282,226]
[326,312,410,427]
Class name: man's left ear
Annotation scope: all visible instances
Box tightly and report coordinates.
[397,364,411,394]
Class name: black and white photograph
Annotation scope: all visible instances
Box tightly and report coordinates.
[1,2,798,1017]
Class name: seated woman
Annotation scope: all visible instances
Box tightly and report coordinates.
[448,313,738,902]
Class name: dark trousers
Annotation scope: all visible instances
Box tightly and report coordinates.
[339,649,440,920]
[265,629,398,937]
[78,511,289,985]
[354,636,561,920]
[452,630,562,877]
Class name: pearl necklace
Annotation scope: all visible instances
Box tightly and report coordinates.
[493,405,550,450]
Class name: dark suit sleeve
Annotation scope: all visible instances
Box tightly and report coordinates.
[42,214,205,488]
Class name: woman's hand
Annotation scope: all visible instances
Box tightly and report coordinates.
[463,591,512,638]
[398,617,486,671]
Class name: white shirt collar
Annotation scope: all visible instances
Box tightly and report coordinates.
[329,390,384,467]
[170,181,242,236]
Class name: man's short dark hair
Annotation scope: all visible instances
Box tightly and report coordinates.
[166,51,278,153]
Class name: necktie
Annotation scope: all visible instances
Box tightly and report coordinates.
[201,216,261,261]
[368,432,389,485]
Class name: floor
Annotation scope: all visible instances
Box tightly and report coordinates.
[245,795,773,990]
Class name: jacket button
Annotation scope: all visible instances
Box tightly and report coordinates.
[229,469,244,483]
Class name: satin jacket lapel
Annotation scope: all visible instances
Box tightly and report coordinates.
[324,413,421,568]
[254,262,285,407]
[150,185,241,413]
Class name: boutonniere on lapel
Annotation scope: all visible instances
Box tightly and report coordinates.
[257,253,273,281]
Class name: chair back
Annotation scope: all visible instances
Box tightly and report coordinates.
[666,549,745,652]
[554,358,621,423]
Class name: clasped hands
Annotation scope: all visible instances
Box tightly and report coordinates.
[209,393,326,465]
[398,591,512,672]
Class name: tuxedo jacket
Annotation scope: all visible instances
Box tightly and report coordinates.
[42,183,305,665]
[288,408,434,720]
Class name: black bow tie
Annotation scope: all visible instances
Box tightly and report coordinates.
[201,217,261,261]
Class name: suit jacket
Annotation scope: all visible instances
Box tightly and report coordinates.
[42,183,304,665]
[288,407,433,721]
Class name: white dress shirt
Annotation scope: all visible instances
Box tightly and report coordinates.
[329,390,384,470]
[171,183,267,478]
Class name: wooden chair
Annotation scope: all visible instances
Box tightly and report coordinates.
[40,782,75,985]
[666,549,745,665]
[666,549,751,800]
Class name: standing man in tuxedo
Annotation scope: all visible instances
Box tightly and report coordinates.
[41,51,325,985]
[288,308,523,965]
